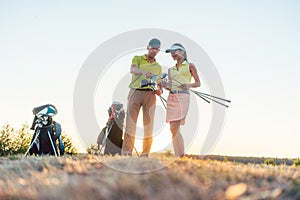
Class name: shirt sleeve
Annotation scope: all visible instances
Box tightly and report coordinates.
[159,65,162,76]
[132,55,140,67]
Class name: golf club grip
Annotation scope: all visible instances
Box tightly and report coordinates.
[205,95,229,108]
[197,91,231,103]
[192,90,229,107]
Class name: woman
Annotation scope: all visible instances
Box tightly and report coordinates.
[163,43,200,157]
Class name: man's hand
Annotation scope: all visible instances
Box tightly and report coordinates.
[143,71,153,79]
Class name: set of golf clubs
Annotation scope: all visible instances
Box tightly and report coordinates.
[141,73,231,108]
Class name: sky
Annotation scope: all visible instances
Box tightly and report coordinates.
[0,0,299,158]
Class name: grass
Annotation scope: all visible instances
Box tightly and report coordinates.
[0,154,299,200]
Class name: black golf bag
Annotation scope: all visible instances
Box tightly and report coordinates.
[27,104,65,156]
[97,102,124,155]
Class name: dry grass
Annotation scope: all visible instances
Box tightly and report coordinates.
[0,155,299,200]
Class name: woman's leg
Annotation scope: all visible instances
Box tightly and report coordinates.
[170,120,184,157]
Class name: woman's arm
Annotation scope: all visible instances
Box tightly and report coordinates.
[189,63,201,88]
[180,63,201,90]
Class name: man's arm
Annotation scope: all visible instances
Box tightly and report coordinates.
[130,64,153,78]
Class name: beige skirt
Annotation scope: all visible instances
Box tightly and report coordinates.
[166,93,190,125]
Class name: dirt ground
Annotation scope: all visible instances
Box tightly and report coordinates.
[0,155,299,200]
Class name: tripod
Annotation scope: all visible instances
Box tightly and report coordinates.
[99,121,114,153]
[23,127,58,157]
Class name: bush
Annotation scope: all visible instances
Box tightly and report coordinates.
[0,124,14,156]
[162,149,172,157]
[293,158,300,167]
[223,156,228,162]
[0,123,78,156]
[13,124,32,154]
[60,133,78,155]
[0,123,32,156]
[264,158,275,166]
[86,144,101,155]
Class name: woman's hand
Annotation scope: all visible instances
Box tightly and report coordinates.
[161,79,171,90]
[179,83,191,90]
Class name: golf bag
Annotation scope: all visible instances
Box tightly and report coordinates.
[26,104,65,156]
[97,102,124,155]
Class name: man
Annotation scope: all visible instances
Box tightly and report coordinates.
[121,38,162,157]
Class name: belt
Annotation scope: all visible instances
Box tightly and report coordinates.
[170,90,189,94]
[135,88,153,91]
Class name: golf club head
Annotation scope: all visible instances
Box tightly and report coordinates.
[160,73,167,79]
[141,79,149,87]
[151,75,159,81]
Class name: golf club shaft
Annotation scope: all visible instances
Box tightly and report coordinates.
[171,77,231,103]
[133,146,140,157]
[170,78,211,104]
[191,90,211,104]
[191,89,231,103]
[159,96,167,110]
[199,93,229,108]
[150,86,167,110]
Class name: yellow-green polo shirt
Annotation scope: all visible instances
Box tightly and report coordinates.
[129,55,162,89]
[170,61,192,90]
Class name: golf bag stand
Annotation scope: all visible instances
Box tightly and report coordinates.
[97,102,124,155]
[23,104,65,157]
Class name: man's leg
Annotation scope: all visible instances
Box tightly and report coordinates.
[141,92,156,157]
[122,90,141,156]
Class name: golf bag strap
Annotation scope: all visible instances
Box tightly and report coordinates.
[58,137,65,155]
[53,121,62,140]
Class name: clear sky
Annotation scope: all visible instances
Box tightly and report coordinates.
[1,0,299,158]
